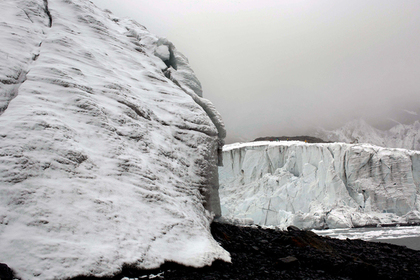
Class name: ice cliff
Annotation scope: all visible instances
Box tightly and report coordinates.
[0,0,229,279]
[315,119,420,151]
[219,141,420,229]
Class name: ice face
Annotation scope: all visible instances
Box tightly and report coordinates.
[0,0,229,279]
[219,141,420,229]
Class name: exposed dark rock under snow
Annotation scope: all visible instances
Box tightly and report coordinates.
[35,222,420,280]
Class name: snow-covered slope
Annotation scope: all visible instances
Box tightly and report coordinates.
[0,0,229,279]
[219,141,420,229]
[315,119,420,151]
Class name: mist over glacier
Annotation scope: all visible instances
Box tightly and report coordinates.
[91,0,420,143]
[315,119,420,151]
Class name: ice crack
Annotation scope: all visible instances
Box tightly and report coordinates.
[43,0,52,27]
[1,1,53,117]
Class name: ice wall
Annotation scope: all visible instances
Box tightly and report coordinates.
[0,1,228,279]
[220,141,420,229]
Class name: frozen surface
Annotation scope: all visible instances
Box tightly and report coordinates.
[220,141,420,229]
[0,0,229,279]
[313,225,420,241]
[313,226,420,250]
[315,119,420,151]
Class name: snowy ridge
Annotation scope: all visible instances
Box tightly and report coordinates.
[0,1,229,279]
[315,119,420,151]
[220,141,420,229]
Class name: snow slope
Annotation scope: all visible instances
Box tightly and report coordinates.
[219,141,420,229]
[0,0,229,279]
[315,119,420,151]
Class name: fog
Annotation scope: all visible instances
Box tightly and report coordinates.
[91,0,420,143]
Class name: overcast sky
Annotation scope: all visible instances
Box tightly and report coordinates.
[91,0,420,143]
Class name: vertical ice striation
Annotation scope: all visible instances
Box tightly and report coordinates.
[220,141,420,229]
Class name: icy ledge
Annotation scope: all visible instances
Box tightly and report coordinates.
[0,0,229,279]
[219,141,420,229]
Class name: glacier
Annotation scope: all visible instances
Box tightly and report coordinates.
[0,0,229,279]
[219,141,420,230]
[314,119,420,151]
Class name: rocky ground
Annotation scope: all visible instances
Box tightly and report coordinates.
[3,222,420,280]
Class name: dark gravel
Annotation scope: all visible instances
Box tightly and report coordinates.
[5,222,420,280]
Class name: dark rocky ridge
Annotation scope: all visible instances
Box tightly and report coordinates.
[4,222,414,280]
[254,136,329,143]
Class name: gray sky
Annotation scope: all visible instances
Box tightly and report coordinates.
[91,0,420,143]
